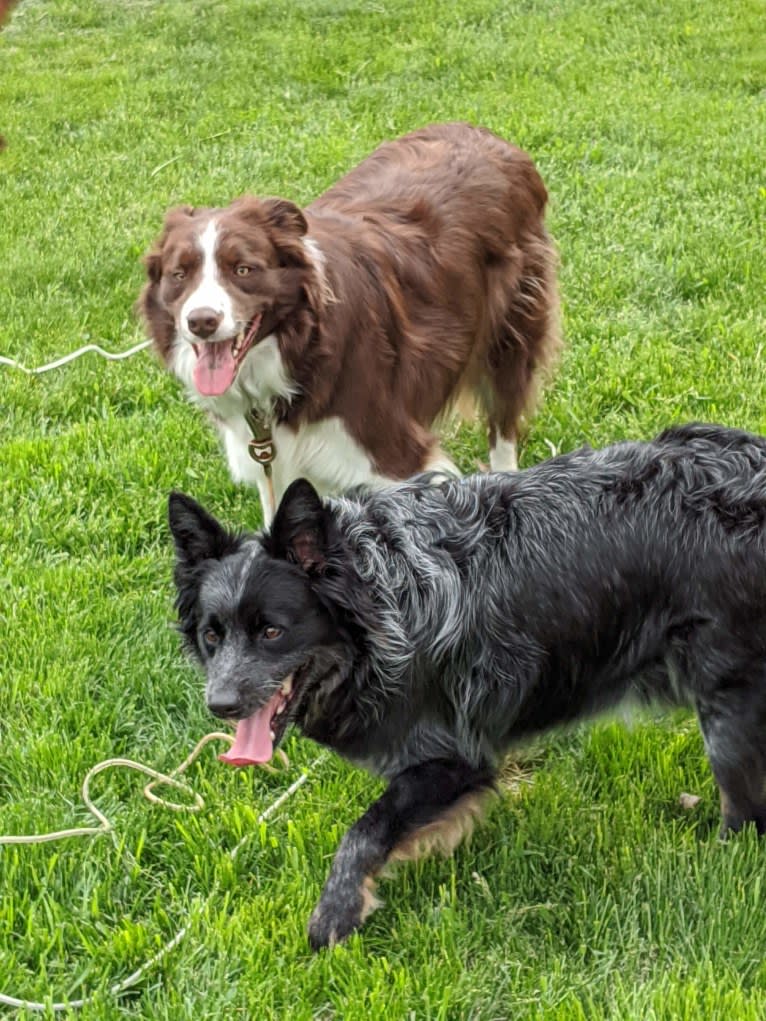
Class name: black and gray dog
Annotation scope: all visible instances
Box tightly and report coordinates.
[168,423,766,949]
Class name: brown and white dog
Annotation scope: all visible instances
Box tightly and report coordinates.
[139,123,560,522]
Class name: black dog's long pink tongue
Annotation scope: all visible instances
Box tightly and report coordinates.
[193,340,237,396]
[218,690,283,766]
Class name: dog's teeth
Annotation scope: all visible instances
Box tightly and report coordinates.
[281,676,294,696]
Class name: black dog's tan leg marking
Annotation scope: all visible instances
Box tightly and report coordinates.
[715,769,766,836]
[308,758,494,950]
[698,695,766,836]
[388,790,489,863]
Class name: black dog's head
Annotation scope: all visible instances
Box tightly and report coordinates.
[168,480,343,765]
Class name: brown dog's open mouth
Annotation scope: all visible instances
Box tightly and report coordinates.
[218,671,299,767]
[192,313,262,397]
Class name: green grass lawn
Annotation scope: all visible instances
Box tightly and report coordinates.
[1,0,765,1016]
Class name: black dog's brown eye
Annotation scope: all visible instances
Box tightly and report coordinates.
[203,628,220,647]
[263,626,283,640]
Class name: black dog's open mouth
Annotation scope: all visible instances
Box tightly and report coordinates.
[191,313,262,398]
[218,663,309,767]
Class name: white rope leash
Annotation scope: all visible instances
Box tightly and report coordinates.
[0,731,282,846]
[0,738,328,1012]
[0,339,152,375]
[1,336,309,1010]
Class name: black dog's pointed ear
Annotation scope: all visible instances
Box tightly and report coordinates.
[266,479,327,573]
[168,491,238,567]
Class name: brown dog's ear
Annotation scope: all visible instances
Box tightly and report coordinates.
[141,204,195,282]
[137,243,172,350]
[261,197,308,237]
[144,249,162,284]
[227,195,307,239]
[164,203,196,222]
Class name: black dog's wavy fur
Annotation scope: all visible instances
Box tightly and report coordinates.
[169,422,766,948]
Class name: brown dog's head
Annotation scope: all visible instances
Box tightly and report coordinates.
[138,196,321,397]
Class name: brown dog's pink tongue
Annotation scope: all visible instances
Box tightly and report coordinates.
[218,689,283,766]
[193,340,237,396]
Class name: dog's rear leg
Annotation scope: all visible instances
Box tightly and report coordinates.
[307,758,495,949]
[484,238,560,473]
[697,696,766,836]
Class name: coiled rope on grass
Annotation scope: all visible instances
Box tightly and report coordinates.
[0,737,327,1012]
[1,340,326,1011]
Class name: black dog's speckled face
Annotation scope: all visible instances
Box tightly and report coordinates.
[197,548,334,714]
[168,487,339,763]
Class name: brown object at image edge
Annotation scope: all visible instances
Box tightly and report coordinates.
[0,0,17,151]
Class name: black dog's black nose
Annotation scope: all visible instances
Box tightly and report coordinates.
[208,696,243,719]
[187,307,223,339]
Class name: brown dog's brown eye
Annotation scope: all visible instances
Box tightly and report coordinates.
[172,268,186,281]
[263,626,283,640]
[234,265,250,277]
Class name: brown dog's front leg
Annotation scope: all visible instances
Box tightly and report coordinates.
[308,758,495,949]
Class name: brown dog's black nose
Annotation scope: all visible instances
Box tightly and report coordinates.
[187,307,223,339]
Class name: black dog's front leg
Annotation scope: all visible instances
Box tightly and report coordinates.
[308,758,495,949]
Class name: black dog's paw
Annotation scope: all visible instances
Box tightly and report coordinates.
[307,876,381,950]
[307,901,359,950]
